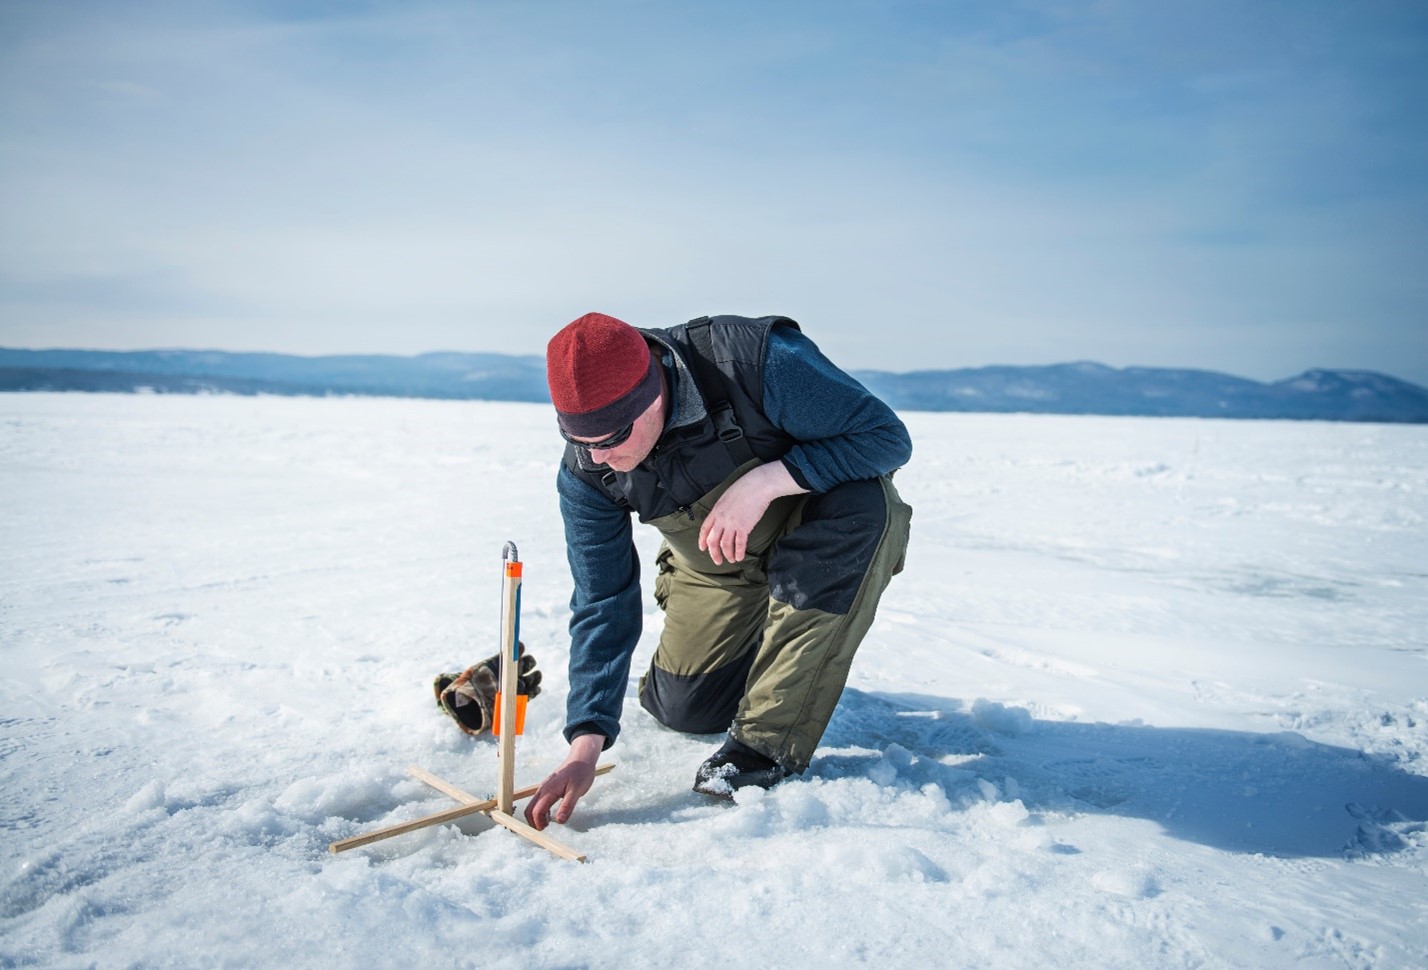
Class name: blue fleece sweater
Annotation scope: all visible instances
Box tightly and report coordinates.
[557,326,911,746]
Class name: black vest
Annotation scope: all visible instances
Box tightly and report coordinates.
[563,315,801,523]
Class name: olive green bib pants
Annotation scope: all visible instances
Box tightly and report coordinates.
[638,462,912,773]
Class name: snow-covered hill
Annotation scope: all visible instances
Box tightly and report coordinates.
[2,393,1425,968]
[4,347,1427,422]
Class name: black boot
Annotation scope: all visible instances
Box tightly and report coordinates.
[693,736,788,799]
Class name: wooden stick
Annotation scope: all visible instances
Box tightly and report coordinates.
[327,763,615,854]
[406,766,480,804]
[328,800,497,854]
[488,810,587,863]
[497,547,521,814]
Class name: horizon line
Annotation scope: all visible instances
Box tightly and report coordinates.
[2,344,1422,390]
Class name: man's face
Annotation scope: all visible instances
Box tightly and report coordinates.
[570,391,665,472]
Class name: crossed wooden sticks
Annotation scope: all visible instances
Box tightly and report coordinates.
[328,542,613,863]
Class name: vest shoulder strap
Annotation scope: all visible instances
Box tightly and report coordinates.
[684,316,757,468]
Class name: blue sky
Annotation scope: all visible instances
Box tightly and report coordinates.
[2,0,1425,383]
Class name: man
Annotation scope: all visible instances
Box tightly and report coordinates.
[525,312,912,831]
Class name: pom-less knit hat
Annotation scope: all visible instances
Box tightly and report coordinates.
[547,312,661,437]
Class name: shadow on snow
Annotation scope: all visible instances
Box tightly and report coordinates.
[815,688,1428,860]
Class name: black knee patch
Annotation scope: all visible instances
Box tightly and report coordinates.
[639,646,757,735]
[768,478,888,615]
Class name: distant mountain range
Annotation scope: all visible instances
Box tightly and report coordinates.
[2,347,1425,423]
[853,362,1428,423]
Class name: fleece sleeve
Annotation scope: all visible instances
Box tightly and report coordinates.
[556,462,643,746]
[763,327,913,493]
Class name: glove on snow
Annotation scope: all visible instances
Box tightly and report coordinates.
[433,649,542,736]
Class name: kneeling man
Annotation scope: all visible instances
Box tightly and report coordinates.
[526,312,912,830]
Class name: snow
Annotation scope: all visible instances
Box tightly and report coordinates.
[2,392,1426,968]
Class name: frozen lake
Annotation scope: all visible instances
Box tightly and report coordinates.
[2,392,1426,968]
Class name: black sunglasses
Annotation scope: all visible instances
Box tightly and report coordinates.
[559,421,635,451]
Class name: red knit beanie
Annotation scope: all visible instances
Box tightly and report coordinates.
[547,312,661,437]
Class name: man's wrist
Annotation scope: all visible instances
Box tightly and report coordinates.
[568,732,605,763]
[756,459,809,500]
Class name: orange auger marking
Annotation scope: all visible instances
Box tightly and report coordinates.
[492,692,528,736]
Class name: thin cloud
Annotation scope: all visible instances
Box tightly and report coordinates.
[1,0,1424,382]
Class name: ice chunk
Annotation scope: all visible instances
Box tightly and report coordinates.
[971,698,1035,736]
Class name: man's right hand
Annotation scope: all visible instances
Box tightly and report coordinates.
[524,732,605,831]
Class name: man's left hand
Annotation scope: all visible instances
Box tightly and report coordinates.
[698,461,808,566]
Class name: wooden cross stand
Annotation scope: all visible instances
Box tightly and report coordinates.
[328,542,612,862]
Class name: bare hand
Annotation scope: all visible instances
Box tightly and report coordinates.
[698,461,808,566]
[524,734,604,830]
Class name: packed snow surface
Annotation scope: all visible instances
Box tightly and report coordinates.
[3,393,1426,968]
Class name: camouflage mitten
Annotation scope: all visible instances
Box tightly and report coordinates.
[433,649,541,736]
